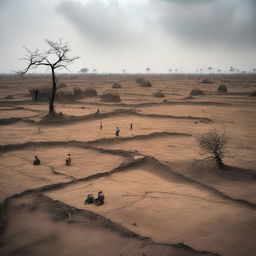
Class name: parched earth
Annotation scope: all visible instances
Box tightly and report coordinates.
[0,74,256,256]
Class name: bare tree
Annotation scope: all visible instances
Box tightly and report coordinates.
[229,66,235,73]
[208,66,213,74]
[146,67,150,73]
[197,130,229,168]
[79,67,89,74]
[17,39,79,116]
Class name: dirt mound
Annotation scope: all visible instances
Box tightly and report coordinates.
[136,78,152,87]
[100,91,121,102]
[183,96,193,100]
[57,82,67,89]
[248,90,256,97]
[83,88,98,97]
[135,77,144,84]
[0,194,214,256]
[141,80,152,87]
[217,84,228,93]
[56,88,76,102]
[112,83,122,89]
[73,87,83,99]
[190,89,204,96]
[153,91,165,97]
[40,112,66,123]
[29,86,51,101]
[4,95,14,100]
[200,79,212,84]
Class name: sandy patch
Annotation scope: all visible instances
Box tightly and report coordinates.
[0,146,126,202]
[45,165,256,256]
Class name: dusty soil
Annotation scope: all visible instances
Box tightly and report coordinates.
[0,74,255,256]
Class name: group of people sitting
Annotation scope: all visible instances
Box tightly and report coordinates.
[33,154,72,166]
[33,155,105,206]
[84,191,105,206]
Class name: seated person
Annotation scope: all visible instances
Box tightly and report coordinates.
[94,191,105,206]
[84,194,95,204]
[33,156,41,165]
[66,154,71,166]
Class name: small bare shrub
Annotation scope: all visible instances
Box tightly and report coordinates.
[197,130,229,168]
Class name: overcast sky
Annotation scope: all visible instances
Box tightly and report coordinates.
[0,0,256,73]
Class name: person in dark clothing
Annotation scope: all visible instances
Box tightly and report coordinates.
[94,191,105,206]
[130,123,133,130]
[35,89,38,102]
[96,109,100,114]
[33,156,41,165]
[66,154,71,166]
[100,121,103,130]
[84,194,95,204]
[115,127,120,137]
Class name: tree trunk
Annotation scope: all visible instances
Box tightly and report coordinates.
[49,66,57,115]
[215,153,224,169]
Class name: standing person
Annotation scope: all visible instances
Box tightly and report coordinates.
[66,153,71,166]
[115,127,120,137]
[35,89,38,102]
[130,123,133,130]
[100,121,103,130]
[96,109,100,114]
[33,155,41,165]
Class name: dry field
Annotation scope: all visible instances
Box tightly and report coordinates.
[0,74,256,256]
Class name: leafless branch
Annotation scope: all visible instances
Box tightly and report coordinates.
[16,39,79,75]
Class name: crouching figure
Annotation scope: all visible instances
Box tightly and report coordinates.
[94,191,105,206]
[33,156,41,165]
[84,194,95,204]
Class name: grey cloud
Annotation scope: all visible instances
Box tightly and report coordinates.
[150,0,256,48]
[57,0,256,49]
[57,0,140,46]
[156,0,215,4]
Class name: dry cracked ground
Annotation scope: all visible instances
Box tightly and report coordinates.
[0,74,256,256]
